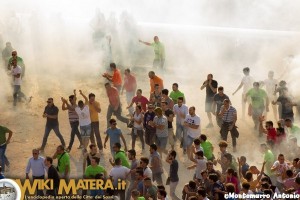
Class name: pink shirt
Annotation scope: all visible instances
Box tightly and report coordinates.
[131,96,149,112]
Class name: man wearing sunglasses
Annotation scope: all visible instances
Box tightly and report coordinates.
[39,98,66,151]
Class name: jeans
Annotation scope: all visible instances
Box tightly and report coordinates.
[145,127,156,146]
[153,172,163,185]
[0,144,7,171]
[67,121,82,150]
[41,125,65,149]
[220,122,238,147]
[170,181,180,200]
[106,104,129,128]
[13,85,26,106]
[126,91,135,115]
[175,123,187,149]
[125,181,135,200]
[131,128,145,150]
[33,175,45,196]
[90,121,103,150]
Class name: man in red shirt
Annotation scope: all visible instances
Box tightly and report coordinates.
[105,82,129,128]
[260,118,277,148]
[126,89,149,113]
[102,63,122,92]
[121,68,137,115]
[148,71,164,93]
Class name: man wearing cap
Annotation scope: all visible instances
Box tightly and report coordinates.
[39,98,66,151]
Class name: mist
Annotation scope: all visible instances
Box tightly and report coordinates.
[1,0,300,175]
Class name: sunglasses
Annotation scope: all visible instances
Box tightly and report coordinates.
[47,101,52,103]
[33,153,38,155]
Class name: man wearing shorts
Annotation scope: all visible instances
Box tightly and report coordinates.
[201,74,218,128]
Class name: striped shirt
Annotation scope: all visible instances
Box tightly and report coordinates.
[221,106,237,122]
[68,104,79,123]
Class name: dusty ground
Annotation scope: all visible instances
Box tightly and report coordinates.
[0,65,281,197]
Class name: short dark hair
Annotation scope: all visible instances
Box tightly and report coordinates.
[245,171,253,181]
[109,118,117,124]
[158,190,167,197]
[78,100,84,106]
[224,153,233,163]
[286,169,293,177]
[157,185,166,191]
[266,121,273,127]
[69,95,75,100]
[137,89,142,93]
[188,180,197,189]
[218,86,224,91]
[140,157,149,165]
[242,182,250,190]
[89,144,96,149]
[57,145,65,151]
[150,144,157,151]
[110,63,116,69]
[208,174,219,182]
[243,67,250,72]
[46,156,53,164]
[197,187,206,197]
[92,156,100,164]
[115,158,121,165]
[193,138,200,145]
[169,150,177,159]
[88,93,95,99]
[219,140,228,148]
[105,82,110,87]
[285,118,292,122]
[200,134,207,141]
[128,149,136,157]
[177,97,184,101]
[172,83,178,88]
[125,68,130,73]
[196,151,204,157]
[161,89,169,95]
[161,101,168,106]
[114,143,121,149]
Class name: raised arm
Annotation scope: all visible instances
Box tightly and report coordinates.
[79,90,88,105]
[139,39,152,46]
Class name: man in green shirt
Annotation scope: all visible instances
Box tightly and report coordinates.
[200,134,214,160]
[245,82,269,134]
[169,83,185,104]
[285,118,300,140]
[0,126,13,172]
[53,145,70,179]
[139,36,165,69]
[84,157,106,178]
[260,143,275,177]
[7,50,25,77]
[109,142,130,168]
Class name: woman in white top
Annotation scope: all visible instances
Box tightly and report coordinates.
[131,105,145,150]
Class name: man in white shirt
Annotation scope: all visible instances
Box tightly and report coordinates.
[109,158,130,199]
[11,59,27,106]
[173,97,189,154]
[184,106,201,160]
[263,71,278,121]
[25,149,46,196]
[271,154,289,192]
[232,67,255,119]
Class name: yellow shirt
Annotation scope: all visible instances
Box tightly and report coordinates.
[89,101,100,122]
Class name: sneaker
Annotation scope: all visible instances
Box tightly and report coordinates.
[206,123,214,128]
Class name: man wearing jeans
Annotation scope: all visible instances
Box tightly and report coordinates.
[40,98,65,151]
[26,149,46,196]
[0,125,13,172]
[11,58,27,106]
[173,97,188,154]
[105,82,129,128]
[166,150,180,200]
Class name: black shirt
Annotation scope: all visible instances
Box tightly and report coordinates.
[213,93,229,113]
[144,111,156,129]
[164,109,174,128]
[48,165,60,189]
[277,96,294,118]
[44,105,59,127]
[203,80,218,99]
[169,160,179,182]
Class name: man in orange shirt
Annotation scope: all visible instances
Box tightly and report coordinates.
[105,82,129,128]
[102,63,122,92]
[148,71,163,93]
[87,93,103,152]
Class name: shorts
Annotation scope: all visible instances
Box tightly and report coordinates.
[205,101,213,112]
[156,136,168,149]
[186,135,196,147]
[80,124,91,137]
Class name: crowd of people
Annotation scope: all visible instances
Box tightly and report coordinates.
[1,35,300,200]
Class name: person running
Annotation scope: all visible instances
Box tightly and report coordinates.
[0,125,12,172]
[109,142,130,168]
[139,36,165,69]
[102,63,123,92]
[232,67,255,119]
[165,150,180,200]
[212,86,230,128]
[184,106,201,160]
[127,89,149,113]
[263,71,278,121]
[83,144,101,172]
[148,71,164,93]
[61,90,83,152]
[84,156,107,178]
[245,82,269,134]
[105,82,129,128]
[130,105,145,151]
[8,50,25,77]
[199,134,214,161]
[126,149,139,200]
[161,101,175,150]
[11,59,27,106]
[44,157,60,196]
[200,74,218,128]
[169,83,185,104]
[104,118,128,156]
[149,144,164,186]
[39,98,66,151]
[218,99,239,152]
[52,145,70,180]
[121,68,137,115]
[87,92,103,152]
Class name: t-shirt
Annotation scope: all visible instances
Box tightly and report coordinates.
[146,185,158,200]
[153,115,168,137]
[246,88,267,108]
[263,150,275,176]
[106,128,122,148]
[242,75,255,94]
[0,126,9,145]
[267,128,277,143]
[133,113,143,130]
[44,105,59,127]
[114,150,130,168]
[144,111,156,129]
[123,74,137,92]
[164,109,174,128]
[201,141,213,160]
[169,90,185,104]
[8,56,24,68]
[212,181,225,200]
[213,93,229,113]
[112,69,122,87]
[277,96,294,118]
[150,75,164,93]
[195,158,207,179]
[75,105,91,126]
[89,101,100,122]
[272,161,289,183]
[130,159,139,181]
[131,96,149,112]
[264,78,278,96]
[109,165,130,187]
[85,165,106,178]
[173,104,189,124]
[170,160,179,182]
[205,80,218,100]
[151,42,165,60]
[185,114,201,138]
[11,65,22,85]
[57,152,70,174]
[67,104,79,123]
[290,125,300,139]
